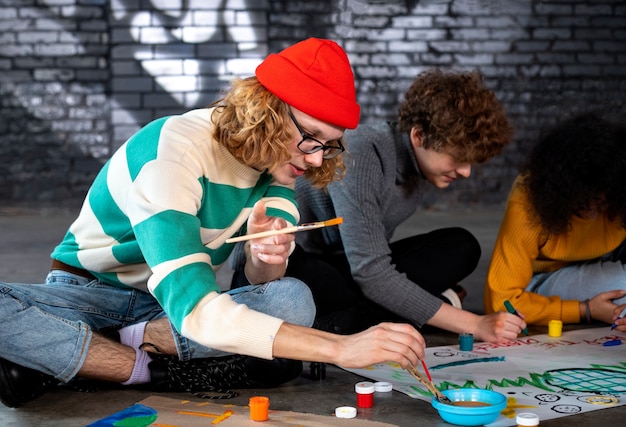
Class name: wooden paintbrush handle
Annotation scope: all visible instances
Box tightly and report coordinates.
[224,226,299,243]
[406,365,448,401]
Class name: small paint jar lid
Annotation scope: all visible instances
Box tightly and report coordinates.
[335,406,357,418]
[374,381,393,392]
[355,381,375,393]
[516,412,539,426]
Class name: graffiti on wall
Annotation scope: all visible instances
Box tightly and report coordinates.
[110,0,264,107]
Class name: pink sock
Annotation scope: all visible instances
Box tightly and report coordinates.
[118,321,147,350]
[121,348,152,385]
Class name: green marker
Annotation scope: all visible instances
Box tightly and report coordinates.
[504,300,529,336]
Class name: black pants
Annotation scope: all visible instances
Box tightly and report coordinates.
[231,227,480,333]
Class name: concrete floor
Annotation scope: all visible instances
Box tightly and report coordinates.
[1,205,625,426]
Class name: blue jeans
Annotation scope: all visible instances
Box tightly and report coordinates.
[527,245,626,305]
[0,271,315,383]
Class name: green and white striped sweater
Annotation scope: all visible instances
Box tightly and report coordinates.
[51,108,299,359]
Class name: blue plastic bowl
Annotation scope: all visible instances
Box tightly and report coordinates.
[431,388,507,426]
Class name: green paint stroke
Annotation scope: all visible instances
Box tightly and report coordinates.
[488,372,556,392]
[409,385,432,398]
[391,370,405,380]
[114,414,158,427]
[439,380,480,390]
[435,373,555,393]
[589,362,626,372]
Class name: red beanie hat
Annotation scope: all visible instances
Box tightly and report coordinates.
[256,38,360,129]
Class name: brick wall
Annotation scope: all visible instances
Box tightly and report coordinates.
[1,0,625,208]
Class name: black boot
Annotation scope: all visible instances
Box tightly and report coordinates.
[0,358,58,408]
[147,353,302,399]
[243,356,303,387]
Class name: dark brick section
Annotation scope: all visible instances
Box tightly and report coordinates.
[0,0,109,208]
[1,0,625,208]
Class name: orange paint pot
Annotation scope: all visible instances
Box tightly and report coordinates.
[249,396,270,421]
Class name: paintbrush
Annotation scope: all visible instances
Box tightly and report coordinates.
[225,217,343,244]
[406,364,452,404]
[421,359,433,382]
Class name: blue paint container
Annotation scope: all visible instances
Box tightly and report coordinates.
[431,388,507,426]
[459,333,474,351]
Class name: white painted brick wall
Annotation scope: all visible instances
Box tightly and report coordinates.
[0,0,624,208]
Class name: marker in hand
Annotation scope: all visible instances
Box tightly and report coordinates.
[611,307,626,330]
[503,300,529,336]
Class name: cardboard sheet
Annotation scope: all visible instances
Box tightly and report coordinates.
[88,394,399,426]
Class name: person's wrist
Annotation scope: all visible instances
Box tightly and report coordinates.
[583,299,592,324]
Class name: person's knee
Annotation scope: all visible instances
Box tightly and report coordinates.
[450,227,481,268]
[456,227,480,251]
[265,278,316,327]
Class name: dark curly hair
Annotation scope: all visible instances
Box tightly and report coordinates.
[519,113,626,235]
[398,69,514,163]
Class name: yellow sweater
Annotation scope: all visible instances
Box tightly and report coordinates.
[485,177,626,325]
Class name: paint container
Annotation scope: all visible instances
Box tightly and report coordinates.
[249,396,269,421]
[374,381,393,392]
[459,333,474,351]
[374,381,393,400]
[355,381,375,408]
[335,406,357,418]
[548,320,562,337]
[516,412,539,426]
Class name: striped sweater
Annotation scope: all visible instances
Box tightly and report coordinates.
[51,108,299,359]
[485,176,626,325]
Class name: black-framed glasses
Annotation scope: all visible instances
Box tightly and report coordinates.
[288,110,345,159]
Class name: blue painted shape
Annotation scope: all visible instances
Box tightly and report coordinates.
[86,403,158,427]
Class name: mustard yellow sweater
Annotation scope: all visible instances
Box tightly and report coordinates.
[485,177,626,325]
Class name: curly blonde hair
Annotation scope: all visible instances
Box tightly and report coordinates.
[398,69,513,163]
[209,77,345,188]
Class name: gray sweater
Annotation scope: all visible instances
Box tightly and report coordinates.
[296,122,443,327]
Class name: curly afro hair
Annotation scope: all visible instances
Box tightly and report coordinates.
[519,113,626,235]
[398,69,514,163]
